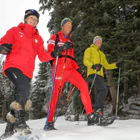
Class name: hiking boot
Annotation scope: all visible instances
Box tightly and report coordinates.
[0,122,15,139]
[87,112,98,126]
[44,122,57,131]
[94,109,114,126]
[0,111,16,139]
[9,101,31,133]
[14,110,31,134]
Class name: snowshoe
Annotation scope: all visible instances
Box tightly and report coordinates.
[44,122,57,131]
[0,132,14,140]
[14,123,31,133]
[0,131,14,140]
[20,127,31,135]
[0,110,16,140]
[14,110,31,133]
[17,128,33,140]
[0,122,15,139]
[87,112,97,126]
[94,109,115,126]
[97,114,115,126]
[18,133,39,140]
[18,127,32,137]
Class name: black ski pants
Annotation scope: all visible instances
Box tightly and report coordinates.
[88,74,108,112]
[5,68,31,108]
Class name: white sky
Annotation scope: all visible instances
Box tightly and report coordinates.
[0,116,140,140]
[0,0,50,41]
[0,0,50,77]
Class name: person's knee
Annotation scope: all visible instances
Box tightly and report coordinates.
[10,101,23,111]
[24,99,32,111]
[100,85,108,95]
[10,99,32,111]
[80,81,89,92]
[104,86,108,96]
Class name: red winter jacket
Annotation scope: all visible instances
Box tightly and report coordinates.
[0,22,52,78]
[47,31,79,70]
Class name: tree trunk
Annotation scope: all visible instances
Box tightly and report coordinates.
[137,72,140,95]
[2,100,7,121]
[124,64,129,104]
[105,70,117,114]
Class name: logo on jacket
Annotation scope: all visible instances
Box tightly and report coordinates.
[19,32,24,37]
[55,77,62,80]
[35,39,38,43]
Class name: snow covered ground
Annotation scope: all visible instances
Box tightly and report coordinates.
[0,116,140,140]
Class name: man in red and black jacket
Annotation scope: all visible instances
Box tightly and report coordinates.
[44,18,95,130]
[0,9,52,139]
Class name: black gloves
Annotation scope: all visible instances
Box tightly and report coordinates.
[116,62,123,68]
[51,42,73,58]
[92,64,102,71]
[59,42,73,52]
[116,58,123,68]
[0,43,12,55]
[63,42,73,50]
[51,47,62,58]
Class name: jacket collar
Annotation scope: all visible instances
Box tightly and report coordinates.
[58,31,71,39]
[18,22,39,37]
[90,44,99,50]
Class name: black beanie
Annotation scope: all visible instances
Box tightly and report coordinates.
[24,9,40,21]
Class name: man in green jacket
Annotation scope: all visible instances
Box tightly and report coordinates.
[83,36,122,119]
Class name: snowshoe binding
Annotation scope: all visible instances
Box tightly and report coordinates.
[14,110,31,134]
[95,109,115,126]
[87,112,97,126]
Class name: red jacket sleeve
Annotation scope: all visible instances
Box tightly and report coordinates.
[37,35,54,62]
[38,34,57,62]
[47,34,57,53]
[0,27,16,45]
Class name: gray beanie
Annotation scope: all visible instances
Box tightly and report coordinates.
[93,36,102,44]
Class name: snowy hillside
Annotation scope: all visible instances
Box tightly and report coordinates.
[0,116,140,140]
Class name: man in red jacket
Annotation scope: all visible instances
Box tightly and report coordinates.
[0,9,53,139]
[44,18,95,131]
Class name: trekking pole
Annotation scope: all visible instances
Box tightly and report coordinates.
[66,86,75,101]
[76,70,98,125]
[53,46,69,123]
[115,67,121,119]
[89,70,98,95]
[82,70,98,113]
[44,56,59,130]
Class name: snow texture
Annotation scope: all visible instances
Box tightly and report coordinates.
[0,116,140,140]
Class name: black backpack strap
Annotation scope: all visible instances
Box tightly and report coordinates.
[50,34,59,66]
[55,34,59,47]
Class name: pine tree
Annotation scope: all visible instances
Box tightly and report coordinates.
[30,62,52,119]
[0,72,14,121]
